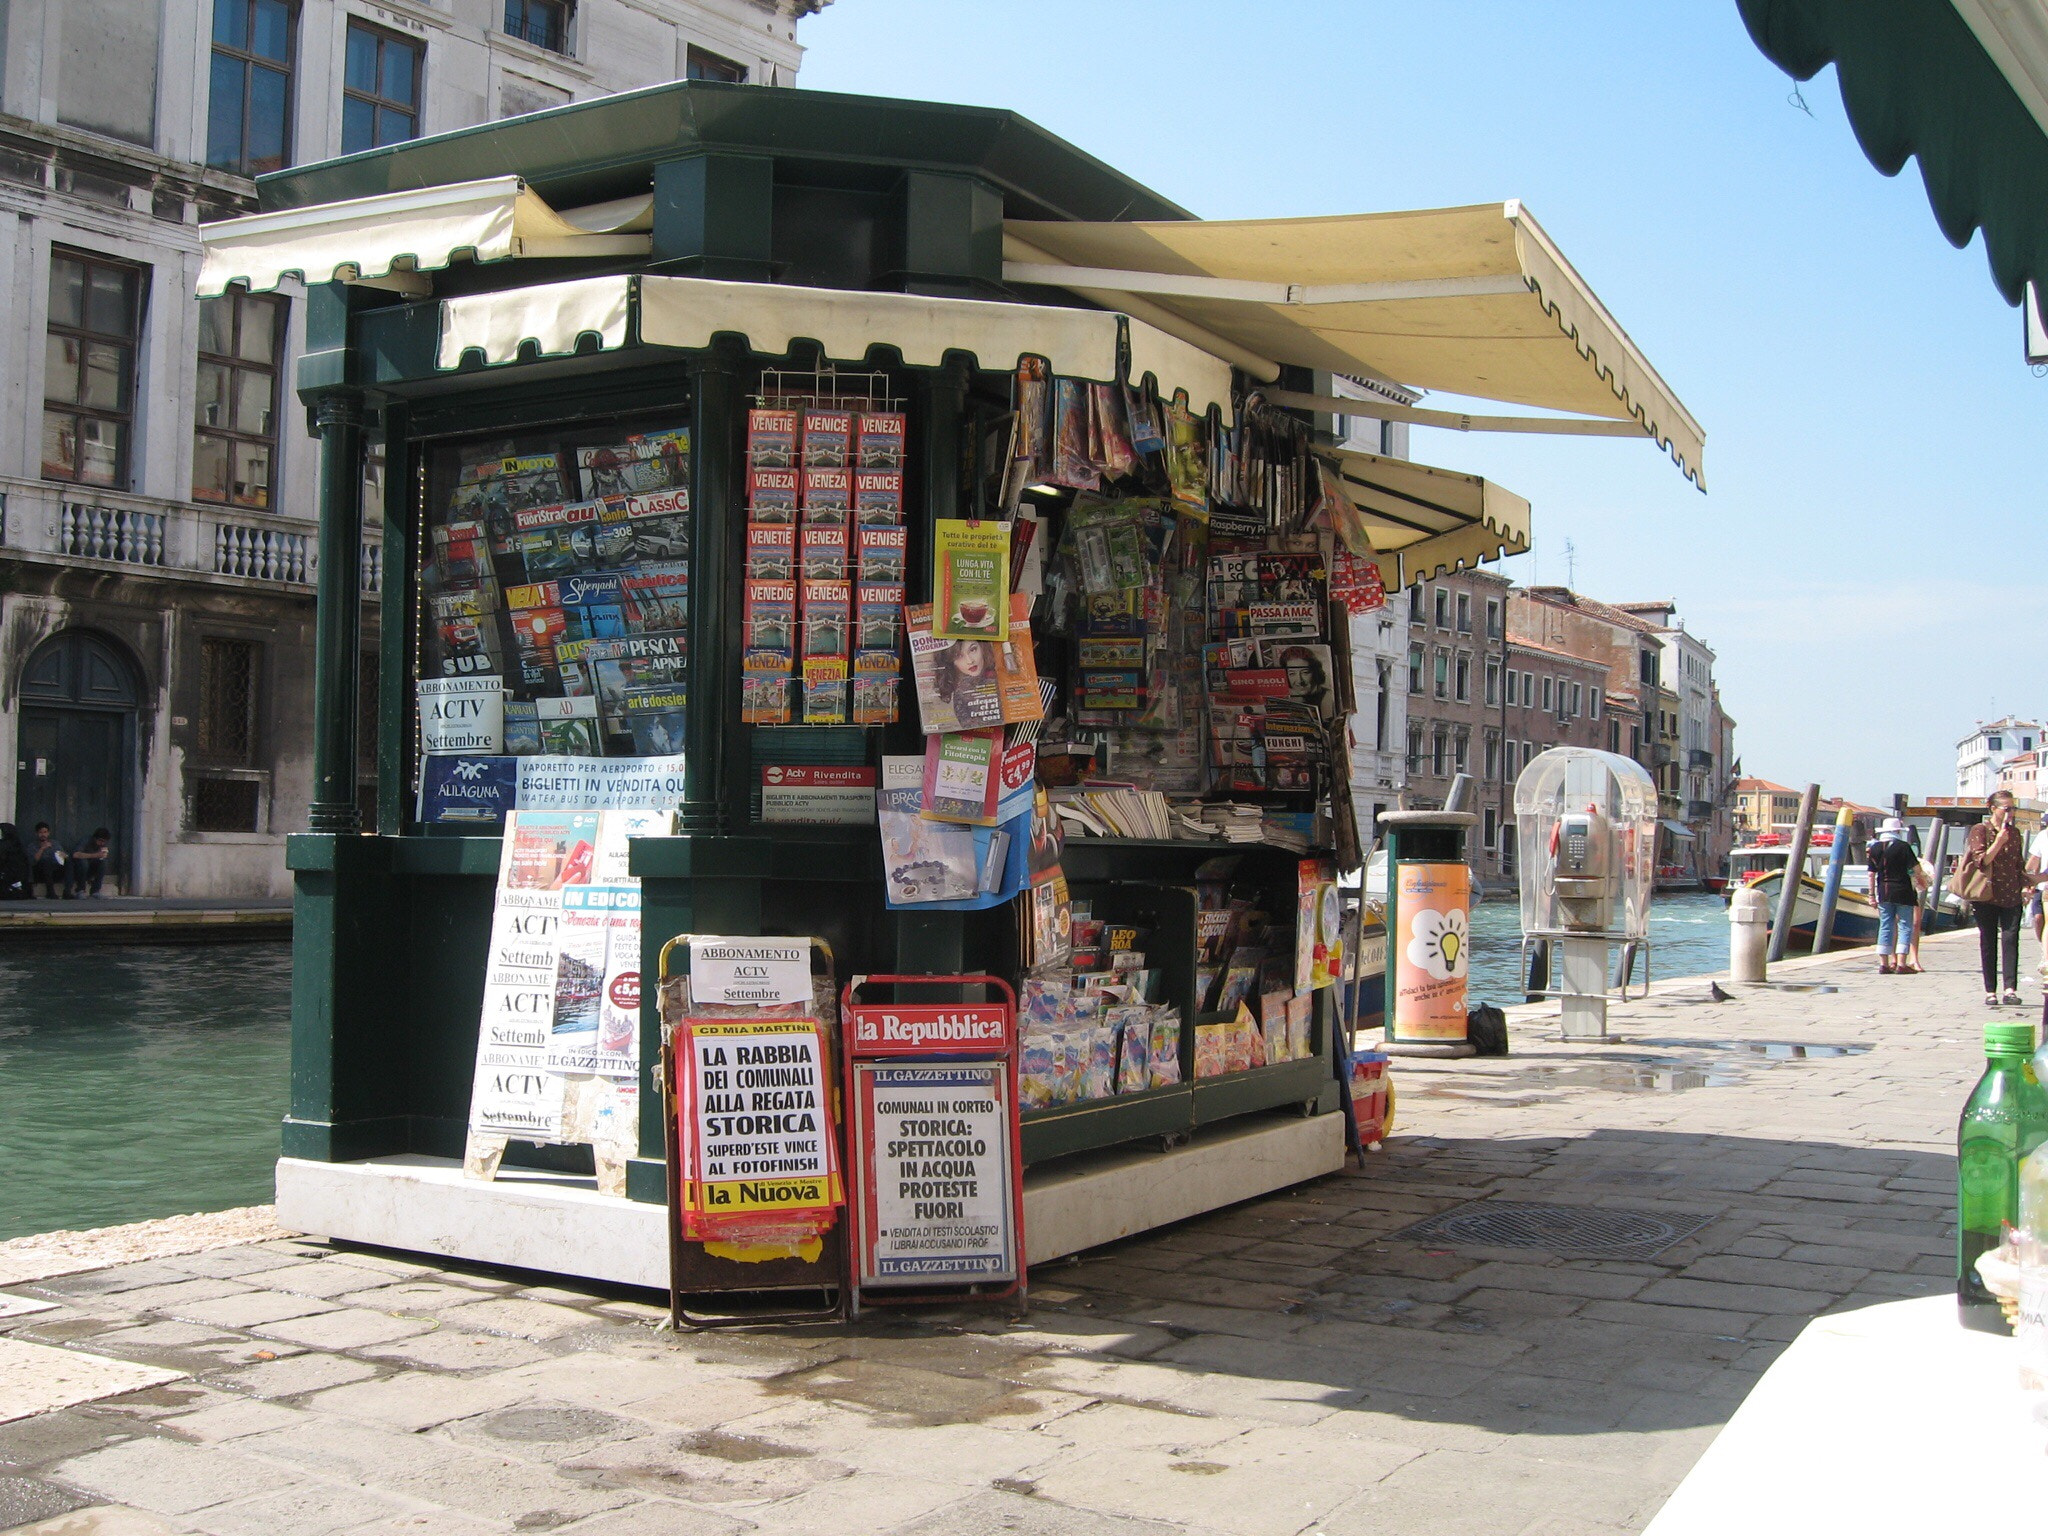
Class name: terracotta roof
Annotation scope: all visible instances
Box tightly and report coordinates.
[1519,586,1660,635]
[1506,636,1608,668]
[1734,777,1797,795]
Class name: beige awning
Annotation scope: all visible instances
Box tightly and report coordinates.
[197,175,653,298]
[434,272,1236,418]
[1320,445,1531,583]
[1004,202,1704,487]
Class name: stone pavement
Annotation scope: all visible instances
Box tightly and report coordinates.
[0,930,1991,1536]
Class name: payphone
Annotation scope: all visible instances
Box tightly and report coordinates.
[1513,749,1656,1041]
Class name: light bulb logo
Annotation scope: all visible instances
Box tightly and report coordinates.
[1406,908,1469,981]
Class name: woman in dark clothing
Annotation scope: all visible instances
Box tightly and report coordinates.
[0,825,32,901]
[1960,790,2027,1005]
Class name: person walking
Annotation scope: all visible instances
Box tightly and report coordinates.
[1866,817,1927,974]
[27,822,63,900]
[1960,790,2028,1005]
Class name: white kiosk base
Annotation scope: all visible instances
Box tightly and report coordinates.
[275,1113,1346,1291]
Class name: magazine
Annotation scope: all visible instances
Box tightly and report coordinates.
[800,524,849,582]
[802,468,851,525]
[857,525,907,585]
[853,469,903,525]
[877,756,978,904]
[576,428,688,498]
[906,595,1043,734]
[746,468,799,522]
[620,684,688,755]
[800,655,848,723]
[921,728,1003,825]
[745,522,795,582]
[534,694,601,756]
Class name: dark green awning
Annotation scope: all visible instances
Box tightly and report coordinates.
[1738,0,2048,307]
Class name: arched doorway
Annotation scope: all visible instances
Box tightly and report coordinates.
[15,630,141,885]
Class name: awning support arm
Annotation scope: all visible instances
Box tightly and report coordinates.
[1001,262,1529,307]
[1000,233,1283,384]
[1267,388,1643,439]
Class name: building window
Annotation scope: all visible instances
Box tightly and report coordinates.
[1431,729,1447,777]
[1485,661,1499,706]
[1541,676,1554,711]
[42,252,142,489]
[1484,735,1499,781]
[1486,598,1502,638]
[1407,644,1423,695]
[342,23,421,153]
[1590,687,1602,720]
[1483,805,1498,849]
[208,0,295,176]
[192,776,261,833]
[1434,587,1450,629]
[1454,652,1470,703]
[504,0,570,53]
[1407,584,1424,622]
[1522,672,1534,707]
[193,288,285,509]
[1433,649,1449,700]
[1455,593,1471,633]
[1406,725,1422,771]
[1989,736,2004,752]
[1570,682,1582,717]
[686,44,748,82]
[1453,730,1469,773]
[198,637,258,767]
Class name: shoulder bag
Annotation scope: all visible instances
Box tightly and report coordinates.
[1954,836,1995,903]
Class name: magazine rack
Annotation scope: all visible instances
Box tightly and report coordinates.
[840,973,1026,1320]
[659,933,848,1329]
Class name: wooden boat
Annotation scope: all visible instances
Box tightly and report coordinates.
[1738,868,1881,948]
[1702,874,1729,895]
[1728,838,1967,946]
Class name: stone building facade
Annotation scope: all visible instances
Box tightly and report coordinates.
[0,0,819,896]
[1494,636,1608,879]
[1403,567,1511,880]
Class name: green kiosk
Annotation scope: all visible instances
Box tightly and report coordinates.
[211,82,1697,1288]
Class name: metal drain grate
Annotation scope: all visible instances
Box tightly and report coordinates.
[1394,1201,1713,1261]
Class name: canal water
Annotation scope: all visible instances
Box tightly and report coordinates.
[0,893,1732,1244]
[0,943,291,1243]
[1463,889,1731,1008]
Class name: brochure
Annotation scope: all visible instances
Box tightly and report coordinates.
[747,407,797,468]
[802,468,851,525]
[932,519,1011,641]
[800,407,853,469]
[856,411,905,469]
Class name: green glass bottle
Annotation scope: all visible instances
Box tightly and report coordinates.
[1957,1022,2048,1334]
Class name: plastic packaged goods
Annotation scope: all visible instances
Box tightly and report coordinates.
[1117,1010,1151,1093]
[1149,1011,1183,1087]
[1085,1026,1117,1100]
[1019,1031,1057,1111]
[1957,1022,2048,1334]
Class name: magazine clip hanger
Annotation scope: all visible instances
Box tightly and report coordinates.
[659,933,849,1330]
[839,973,1027,1321]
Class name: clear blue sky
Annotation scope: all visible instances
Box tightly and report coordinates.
[798,0,2044,805]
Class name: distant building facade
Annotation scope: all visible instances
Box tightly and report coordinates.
[0,0,821,896]
[1958,718,2046,799]
[1495,637,1607,879]
[1403,567,1511,880]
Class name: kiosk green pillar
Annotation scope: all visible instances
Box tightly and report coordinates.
[1377,809,1477,1058]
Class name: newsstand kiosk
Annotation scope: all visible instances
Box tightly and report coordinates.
[231,81,1704,1292]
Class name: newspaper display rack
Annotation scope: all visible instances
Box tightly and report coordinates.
[841,974,1026,1319]
[659,934,848,1329]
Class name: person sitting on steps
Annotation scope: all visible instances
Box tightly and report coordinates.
[64,828,110,899]
[27,822,64,900]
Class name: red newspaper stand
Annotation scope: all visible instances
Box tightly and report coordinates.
[841,974,1026,1319]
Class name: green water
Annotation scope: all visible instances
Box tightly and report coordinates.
[1464,890,1732,1006]
[0,943,292,1242]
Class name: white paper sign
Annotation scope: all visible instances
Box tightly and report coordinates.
[856,1062,1015,1283]
[689,936,812,1007]
[690,1021,832,1183]
[517,754,687,811]
[419,675,504,755]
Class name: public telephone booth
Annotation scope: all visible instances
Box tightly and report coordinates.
[1513,747,1658,1039]
[208,81,1700,1289]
